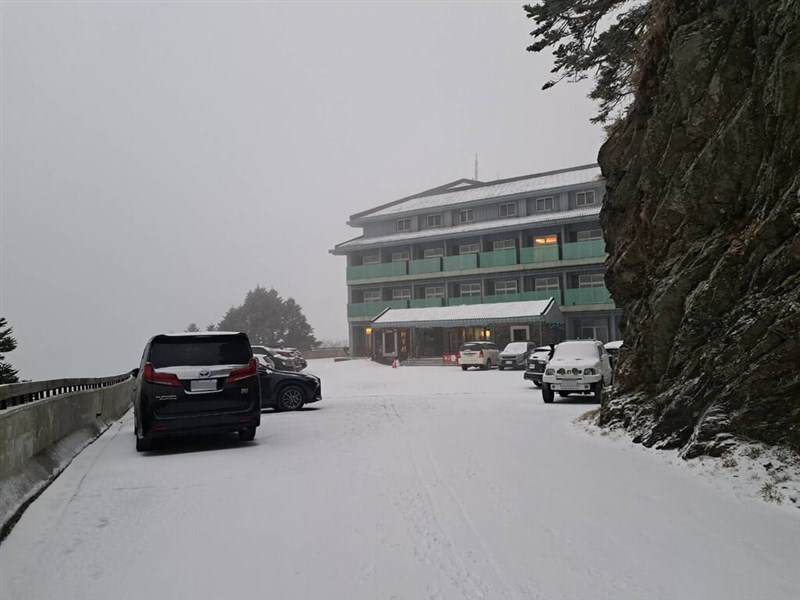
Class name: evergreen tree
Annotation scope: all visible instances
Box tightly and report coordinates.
[185,323,200,332]
[0,317,20,384]
[524,0,652,122]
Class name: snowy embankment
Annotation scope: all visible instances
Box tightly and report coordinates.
[1,359,798,600]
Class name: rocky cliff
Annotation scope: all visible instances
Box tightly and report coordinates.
[597,0,800,457]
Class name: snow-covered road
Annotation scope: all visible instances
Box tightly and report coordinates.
[2,359,798,600]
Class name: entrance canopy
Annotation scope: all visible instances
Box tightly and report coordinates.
[371,299,562,329]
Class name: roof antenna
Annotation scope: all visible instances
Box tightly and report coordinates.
[474,153,479,181]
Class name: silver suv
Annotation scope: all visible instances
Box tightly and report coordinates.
[541,339,612,403]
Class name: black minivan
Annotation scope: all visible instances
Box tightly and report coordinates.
[132,332,261,451]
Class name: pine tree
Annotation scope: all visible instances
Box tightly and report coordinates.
[185,323,200,332]
[0,317,20,384]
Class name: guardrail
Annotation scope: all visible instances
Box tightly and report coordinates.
[0,374,132,411]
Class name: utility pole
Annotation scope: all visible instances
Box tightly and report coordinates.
[474,154,479,181]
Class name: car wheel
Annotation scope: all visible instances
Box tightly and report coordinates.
[238,428,256,442]
[461,365,468,371]
[542,383,554,403]
[135,434,153,452]
[594,381,604,404]
[276,385,305,411]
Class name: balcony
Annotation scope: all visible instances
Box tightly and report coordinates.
[408,257,442,275]
[563,286,612,305]
[479,249,517,268]
[410,297,444,308]
[480,290,562,305]
[447,296,483,306]
[520,245,560,264]
[347,261,407,281]
[562,239,606,260]
[443,254,478,271]
[347,300,409,319]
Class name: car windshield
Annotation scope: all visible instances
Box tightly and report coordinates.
[149,336,251,368]
[552,342,598,360]
[503,342,529,353]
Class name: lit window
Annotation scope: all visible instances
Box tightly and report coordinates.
[427,214,443,228]
[579,273,605,288]
[459,243,480,254]
[397,218,411,232]
[499,203,517,218]
[423,248,444,259]
[391,252,409,262]
[495,281,518,295]
[459,209,474,223]
[493,239,515,251]
[576,190,596,206]
[536,197,554,212]
[533,235,558,246]
[460,283,481,297]
[535,277,560,291]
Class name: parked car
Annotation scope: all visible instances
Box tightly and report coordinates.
[498,341,537,370]
[604,340,623,370]
[541,339,613,404]
[458,341,500,370]
[257,362,321,411]
[523,345,555,387]
[254,353,275,370]
[252,345,297,371]
[132,332,261,451]
[277,347,308,371]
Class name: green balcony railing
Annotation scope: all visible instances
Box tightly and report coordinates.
[482,293,522,304]
[410,297,444,308]
[447,296,483,306]
[347,300,409,319]
[524,290,562,304]
[346,261,408,281]
[443,254,479,271]
[408,257,442,275]
[562,239,606,260]
[563,286,613,305]
[520,245,560,264]
[479,249,517,268]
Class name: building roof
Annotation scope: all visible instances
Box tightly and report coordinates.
[331,205,601,254]
[371,299,563,329]
[350,164,601,223]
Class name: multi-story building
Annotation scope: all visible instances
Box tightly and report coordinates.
[330,163,621,358]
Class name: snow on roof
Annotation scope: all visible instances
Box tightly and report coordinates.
[332,205,601,253]
[372,299,562,329]
[354,164,601,221]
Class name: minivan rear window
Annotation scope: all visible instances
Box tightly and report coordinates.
[460,343,484,351]
[149,336,251,368]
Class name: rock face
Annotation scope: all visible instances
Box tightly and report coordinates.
[598,0,800,457]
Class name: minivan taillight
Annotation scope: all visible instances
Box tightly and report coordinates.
[479,350,484,358]
[143,363,181,387]
[227,358,257,384]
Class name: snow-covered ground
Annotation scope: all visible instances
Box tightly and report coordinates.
[1,359,798,600]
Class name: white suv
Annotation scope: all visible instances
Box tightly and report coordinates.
[541,340,612,403]
[458,342,500,371]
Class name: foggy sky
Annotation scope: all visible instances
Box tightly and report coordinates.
[0,1,604,380]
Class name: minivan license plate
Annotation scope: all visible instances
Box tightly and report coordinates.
[190,379,217,392]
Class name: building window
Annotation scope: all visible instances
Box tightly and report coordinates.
[362,254,380,265]
[493,239,516,251]
[579,273,605,288]
[533,234,558,246]
[392,288,411,300]
[423,247,444,259]
[459,209,474,223]
[459,243,480,254]
[535,277,560,291]
[460,283,481,297]
[495,280,518,295]
[499,202,517,218]
[577,229,603,242]
[536,197,554,212]
[580,319,609,343]
[576,190,596,206]
[427,214,443,228]
[391,251,409,262]
[397,218,411,232]
[363,290,381,302]
[425,286,444,298]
